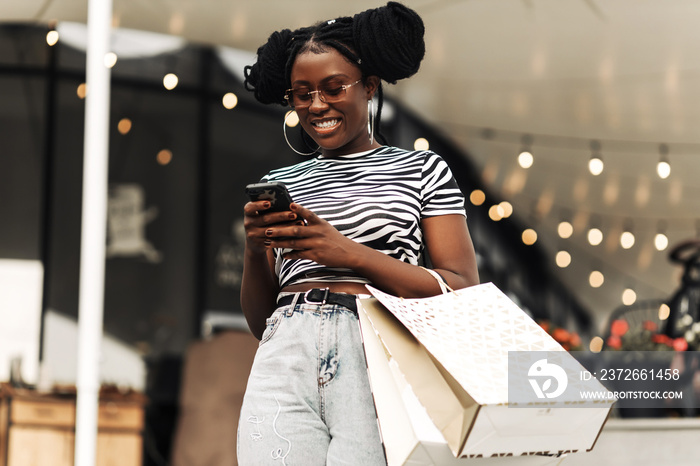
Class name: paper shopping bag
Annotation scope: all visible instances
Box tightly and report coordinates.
[357,296,478,457]
[357,296,573,466]
[359,282,614,459]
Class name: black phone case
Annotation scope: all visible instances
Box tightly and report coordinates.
[245,182,293,212]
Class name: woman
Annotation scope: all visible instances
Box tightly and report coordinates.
[238,3,479,464]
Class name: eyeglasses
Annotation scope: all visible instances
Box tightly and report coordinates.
[284,79,362,109]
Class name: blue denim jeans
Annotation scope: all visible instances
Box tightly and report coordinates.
[237,295,386,466]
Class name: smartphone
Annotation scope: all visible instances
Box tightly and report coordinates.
[245,181,294,212]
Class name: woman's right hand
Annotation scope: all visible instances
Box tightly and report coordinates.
[242,200,294,339]
[243,200,301,254]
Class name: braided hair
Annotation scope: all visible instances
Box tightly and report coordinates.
[243,2,425,146]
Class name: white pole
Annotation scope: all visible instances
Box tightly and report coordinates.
[74,0,113,463]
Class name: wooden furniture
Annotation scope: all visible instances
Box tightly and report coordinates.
[0,384,145,466]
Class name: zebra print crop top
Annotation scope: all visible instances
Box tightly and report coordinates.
[261,146,467,289]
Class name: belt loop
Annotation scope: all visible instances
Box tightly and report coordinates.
[287,292,301,316]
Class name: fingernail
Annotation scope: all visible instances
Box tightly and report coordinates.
[263,201,271,208]
[288,213,297,220]
[264,240,272,246]
[265,229,273,237]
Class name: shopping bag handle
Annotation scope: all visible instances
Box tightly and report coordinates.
[420,267,454,294]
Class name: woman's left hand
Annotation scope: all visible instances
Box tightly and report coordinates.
[263,203,360,268]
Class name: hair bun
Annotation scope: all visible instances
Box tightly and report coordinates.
[352,2,425,84]
[244,29,293,105]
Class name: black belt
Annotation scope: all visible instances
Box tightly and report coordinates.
[277,288,357,312]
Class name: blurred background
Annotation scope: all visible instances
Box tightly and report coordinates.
[1,1,699,465]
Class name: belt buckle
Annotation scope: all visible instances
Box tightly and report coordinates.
[304,288,330,306]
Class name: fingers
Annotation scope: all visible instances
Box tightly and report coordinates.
[290,203,317,225]
[261,221,315,256]
[245,201,298,225]
[244,201,301,253]
[264,224,308,241]
[245,203,320,253]
[243,200,270,216]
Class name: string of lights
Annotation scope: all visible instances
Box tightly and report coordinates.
[408,127,698,312]
[436,122,700,182]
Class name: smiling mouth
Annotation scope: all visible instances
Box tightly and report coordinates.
[312,118,341,133]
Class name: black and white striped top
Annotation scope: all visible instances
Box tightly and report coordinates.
[262,146,466,289]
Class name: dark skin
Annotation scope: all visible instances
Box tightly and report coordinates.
[241,48,479,339]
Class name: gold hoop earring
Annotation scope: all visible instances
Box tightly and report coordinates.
[283,112,320,156]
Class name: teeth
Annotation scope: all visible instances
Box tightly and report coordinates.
[313,119,339,129]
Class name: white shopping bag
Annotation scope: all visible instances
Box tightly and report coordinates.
[357,282,613,463]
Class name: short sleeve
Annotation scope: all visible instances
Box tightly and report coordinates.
[420,151,467,218]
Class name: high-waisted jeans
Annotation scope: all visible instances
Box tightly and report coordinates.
[237,294,386,466]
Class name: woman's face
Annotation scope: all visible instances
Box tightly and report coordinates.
[290,48,380,157]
